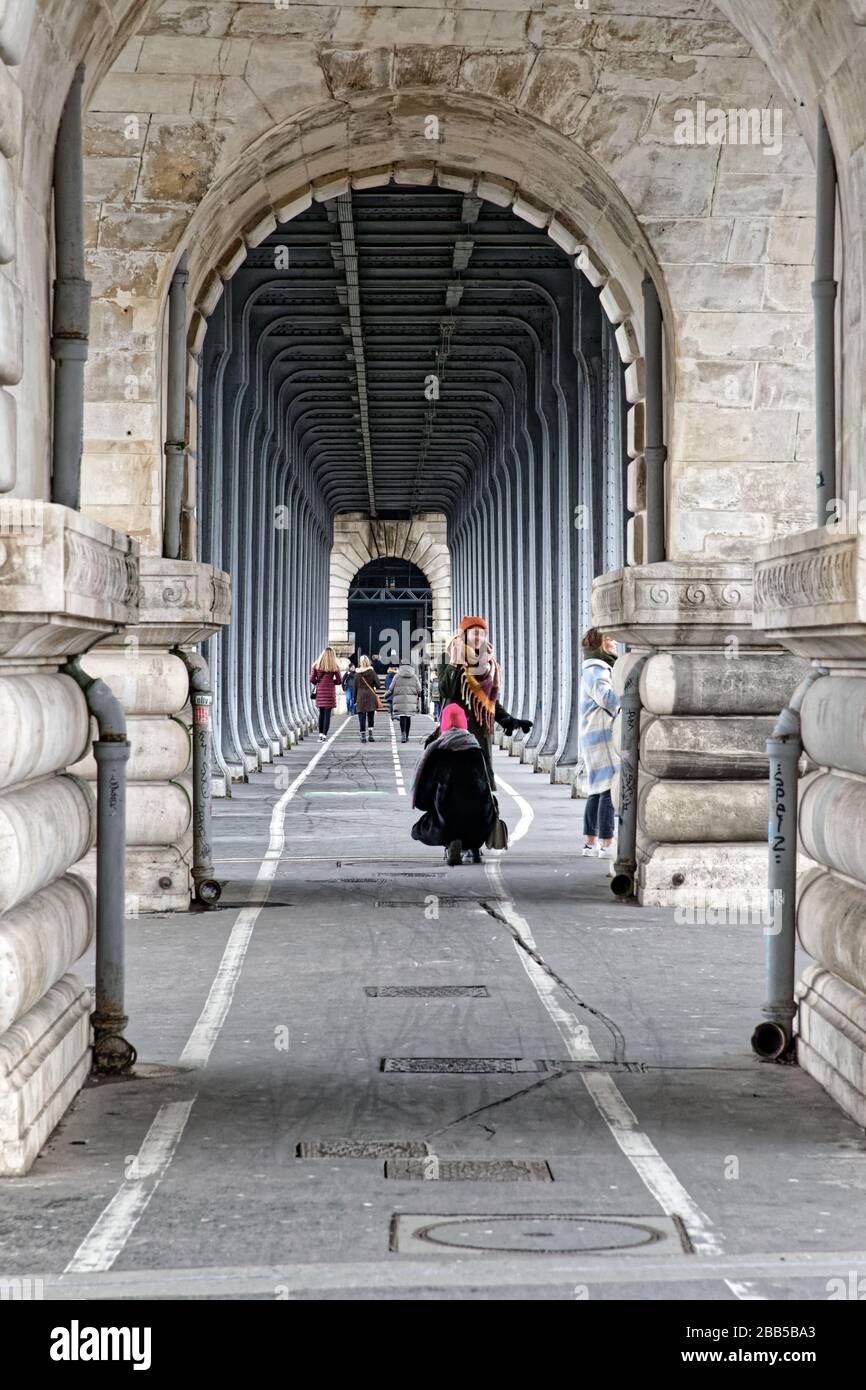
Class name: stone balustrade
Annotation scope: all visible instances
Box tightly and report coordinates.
[0,503,137,1174]
[754,524,866,1127]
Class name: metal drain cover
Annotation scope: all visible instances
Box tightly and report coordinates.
[366,986,489,998]
[382,1057,547,1074]
[296,1138,431,1159]
[390,1213,693,1256]
[385,1159,553,1182]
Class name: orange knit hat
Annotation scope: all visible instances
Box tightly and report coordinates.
[458,615,488,633]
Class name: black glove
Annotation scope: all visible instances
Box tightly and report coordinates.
[517,719,533,733]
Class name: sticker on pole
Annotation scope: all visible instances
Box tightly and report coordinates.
[193,696,211,726]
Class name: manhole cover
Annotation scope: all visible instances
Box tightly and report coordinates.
[382,1057,548,1074]
[385,1159,553,1182]
[390,1213,693,1255]
[297,1139,431,1159]
[366,986,489,998]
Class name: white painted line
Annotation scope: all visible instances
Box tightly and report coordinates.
[67,721,351,1276]
[181,717,350,1068]
[389,715,406,796]
[489,754,761,1300]
[63,1101,195,1275]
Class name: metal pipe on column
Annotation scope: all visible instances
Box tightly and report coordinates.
[814,108,838,527]
[610,654,649,899]
[51,64,91,511]
[163,253,189,560]
[642,274,667,564]
[174,648,222,906]
[64,656,135,1074]
[752,666,827,1061]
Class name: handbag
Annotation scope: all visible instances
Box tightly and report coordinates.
[482,758,509,851]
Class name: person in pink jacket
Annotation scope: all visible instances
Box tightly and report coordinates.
[310,646,342,740]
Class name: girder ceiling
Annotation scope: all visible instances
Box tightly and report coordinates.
[223,185,581,519]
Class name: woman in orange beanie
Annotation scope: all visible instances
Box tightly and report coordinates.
[437,616,532,793]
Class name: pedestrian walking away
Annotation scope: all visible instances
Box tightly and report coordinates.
[411,702,497,866]
[310,646,342,740]
[578,627,620,859]
[429,666,440,721]
[389,659,422,742]
[342,661,357,715]
[354,655,382,742]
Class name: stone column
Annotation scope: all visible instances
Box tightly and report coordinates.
[753,525,866,1126]
[0,503,137,1174]
[71,557,230,914]
[592,561,809,907]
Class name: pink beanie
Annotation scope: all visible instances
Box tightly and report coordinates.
[441,702,468,732]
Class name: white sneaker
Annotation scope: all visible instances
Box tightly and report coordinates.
[596,844,615,859]
[582,844,596,856]
[318,733,326,742]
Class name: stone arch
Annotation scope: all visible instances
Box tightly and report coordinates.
[329,514,452,658]
[79,44,817,564]
[147,128,657,567]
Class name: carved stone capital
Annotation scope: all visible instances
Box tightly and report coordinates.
[106,557,232,648]
[752,527,866,662]
[0,502,138,663]
[592,561,766,650]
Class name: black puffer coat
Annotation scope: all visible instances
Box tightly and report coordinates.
[410,728,497,850]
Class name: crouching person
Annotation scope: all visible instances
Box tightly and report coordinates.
[411,703,496,866]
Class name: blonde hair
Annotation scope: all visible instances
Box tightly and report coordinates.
[358,654,372,669]
[315,646,339,673]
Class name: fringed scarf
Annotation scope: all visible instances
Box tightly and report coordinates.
[450,637,500,735]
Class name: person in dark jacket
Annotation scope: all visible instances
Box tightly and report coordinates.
[342,662,357,715]
[437,615,532,788]
[354,654,381,742]
[310,646,342,740]
[411,703,496,866]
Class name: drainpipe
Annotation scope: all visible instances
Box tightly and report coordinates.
[50,64,90,511]
[814,108,838,528]
[163,253,189,560]
[752,666,828,1062]
[610,654,649,899]
[173,647,222,906]
[63,656,135,1074]
[642,274,666,564]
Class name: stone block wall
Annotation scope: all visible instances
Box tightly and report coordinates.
[329,513,452,659]
[67,3,817,571]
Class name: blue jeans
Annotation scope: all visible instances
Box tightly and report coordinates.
[584,790,615,840]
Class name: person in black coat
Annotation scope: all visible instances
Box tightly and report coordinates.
[411,703,497,866]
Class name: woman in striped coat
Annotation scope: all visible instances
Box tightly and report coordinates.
[578,627,620,859]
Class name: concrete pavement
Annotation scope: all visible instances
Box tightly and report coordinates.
[2,713,865,1301]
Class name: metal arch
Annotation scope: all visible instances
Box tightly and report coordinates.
[196,183,633,784]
